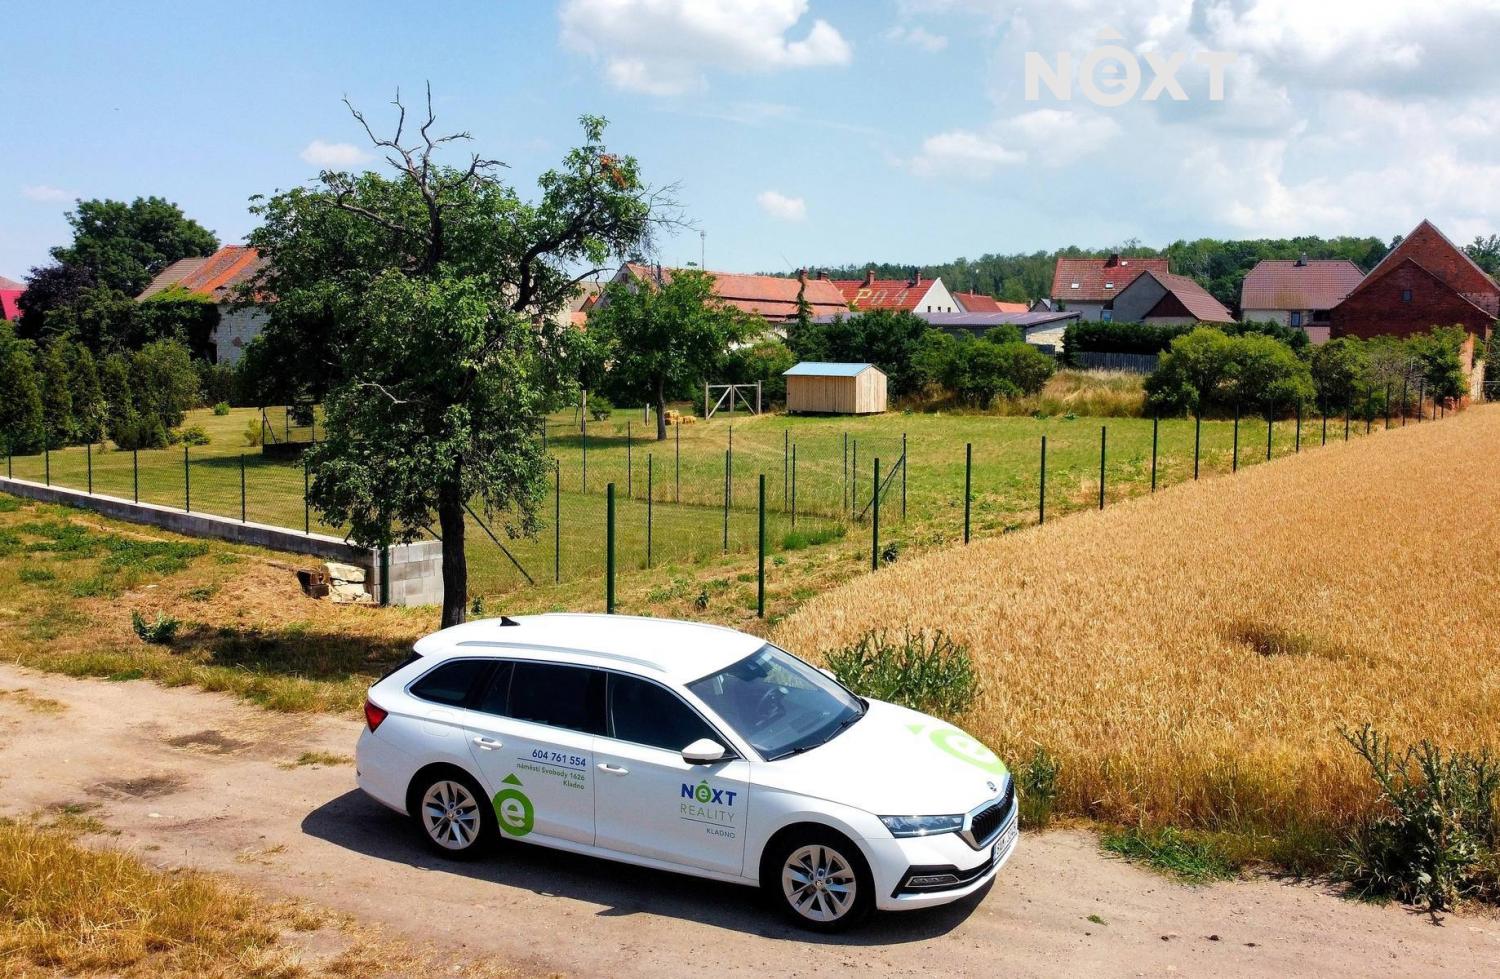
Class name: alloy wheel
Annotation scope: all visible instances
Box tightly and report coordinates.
[421,779,481,850]
[781,843,858,923]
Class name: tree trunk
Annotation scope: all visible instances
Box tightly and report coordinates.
[437,477,468,628]
[655,375,667,441]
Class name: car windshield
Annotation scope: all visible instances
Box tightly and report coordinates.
[687,643,865,761]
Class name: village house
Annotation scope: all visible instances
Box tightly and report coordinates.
[137,245,267,365]
[1108,269,1235,325]
[1049,254,1170,320]
[952,291,1029,314]
[610,263,848,329]
[1330,219,1498,393]
[1240,256,1366,343]
[915,309,1081,354]
[829,268,959,314]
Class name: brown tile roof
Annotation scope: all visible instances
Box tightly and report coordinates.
[137,246,265,301]
[830,275,941,312]
[1240,259,1365,311]
[1051,254,1169,303]
[621,263,848,321]
[1140,270,1235,323]
[953,291,1029,313]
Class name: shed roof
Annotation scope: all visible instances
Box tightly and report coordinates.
[783,361,880,377]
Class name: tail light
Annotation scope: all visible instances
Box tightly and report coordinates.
[364,699,388,731]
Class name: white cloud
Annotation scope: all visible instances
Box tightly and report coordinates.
[559,0,852,96]
[911,131,1025,177]
[886,26,948,53]
[910,108,1117,177]
[300,140,372,168]
[757,190,807,221]
[21,184,73,203]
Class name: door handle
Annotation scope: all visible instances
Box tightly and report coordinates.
[597,762,629,776]
[472,736,503,750]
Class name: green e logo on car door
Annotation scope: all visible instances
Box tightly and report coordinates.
[492,773,535,837]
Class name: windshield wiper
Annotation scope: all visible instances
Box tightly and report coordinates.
[769,711,864,761]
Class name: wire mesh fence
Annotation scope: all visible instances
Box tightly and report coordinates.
[3,395,1463,614]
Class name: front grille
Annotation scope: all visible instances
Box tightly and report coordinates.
[965,779,1015,849]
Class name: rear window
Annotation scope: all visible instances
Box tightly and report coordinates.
[408,659,492,707]
[507,662,605,734]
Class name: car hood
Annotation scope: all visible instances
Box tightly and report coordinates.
[757,700,1010,817]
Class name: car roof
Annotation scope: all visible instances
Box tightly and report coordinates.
[410,613,764,684]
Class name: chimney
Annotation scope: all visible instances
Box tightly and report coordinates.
[1295,253,1309,267]
[1105,253,1121,268]
[863,267,876,287]
[817,270,828,279]
[910,267,923,286]
[797,267,807,284]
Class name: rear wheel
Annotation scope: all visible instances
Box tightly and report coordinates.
[764,828,874,931]
[411,769,494,859]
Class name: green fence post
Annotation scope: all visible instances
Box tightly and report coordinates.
[379,540,390,606]
[5,445,10,478]
[901,432,907,521]
[86,441,93,494]
[722,450,730,554]
[1266,407,1273,462]
[1418,380,1425,422]
[646,453,653,569]
[851,439,858,519]
[1193,414,1201,480]
[790,443,797,527]
[44,442,49,486]
[554,459,561,584]
[757,473,765,619]
[675,421,681,502]
[842,432,848,514]
[582,415,588,493]
[184,444,190,512]
[240,453,246,522]
[1098,426,1107,509]
[1150,417,1158,493]
[1296,405,1302,452]
[871,457,881,571]
[1321,410,1327,446]
[1232,404,1240,473]
[727,426,733,511]
[133,448,139,502]
[963,442,972,543]
[783,429,789,510]
[1039,435,1047,524]
[1384,383,1392,430]
[1400,375,1409,427]
[304,465,310,534]
[626,419,632,499]
[1345,405,1351,441]
[606,483,616,614]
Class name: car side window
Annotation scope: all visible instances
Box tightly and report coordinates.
[408,659,493,707]
[507,662,605,734]
[472,660,516,716]
[607,673,719,752]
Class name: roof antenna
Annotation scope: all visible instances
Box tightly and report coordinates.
[499,615,520,627]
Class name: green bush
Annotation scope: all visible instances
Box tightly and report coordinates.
[198,361,237,408]
[242,418,265,447]
[586,393,614,421]
[0,322,44,454]
[1145,327,1313,416]
[1338,725,1499,912]
[130,610,180,645]
[108,413,168,450]
[1015,746,1061,828]
[825,629,977,720]
[170,425,210,446]
[212,401,230,416]
[920,329,1057,407]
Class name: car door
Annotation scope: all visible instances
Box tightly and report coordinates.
[593,672,750,875]
[461,660,603,847]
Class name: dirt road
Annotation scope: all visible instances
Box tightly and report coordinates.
[1,664,1494,978]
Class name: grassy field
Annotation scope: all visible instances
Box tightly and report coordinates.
[773,403,1500,866]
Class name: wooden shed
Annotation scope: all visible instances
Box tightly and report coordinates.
[783,362,888,415]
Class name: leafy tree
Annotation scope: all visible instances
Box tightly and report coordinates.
[134,285,221,359]
[15,262,97,342]
[1144,327,1236,415]
[1310,337,1367,412]
[99,353,136,443]
[247,92,669,626]
[0,323,44,455]
[38,342,74,446]
[1223,332,1315,415]
[787,309,929,397]
[920,329,1055,407]
[67,342,106,442]
[724,336,797,404]
[1409,326,1471,403]
[130,339,199,430]
[1465,234,1500,276]
[590,268,753,437]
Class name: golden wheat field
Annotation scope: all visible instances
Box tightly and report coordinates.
[774,404,1500,836]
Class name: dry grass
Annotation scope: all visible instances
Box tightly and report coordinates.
[774,405,1500,843]
[991,369,1147,418]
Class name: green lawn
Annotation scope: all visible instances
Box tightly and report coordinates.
[5,400,1379,603]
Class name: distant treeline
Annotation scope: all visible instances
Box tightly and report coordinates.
[777,235,1413,311]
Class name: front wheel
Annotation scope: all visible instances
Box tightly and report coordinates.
[765,829,874,931]
[411,769,495,859]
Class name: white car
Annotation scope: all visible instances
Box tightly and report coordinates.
[355,613,1018,930]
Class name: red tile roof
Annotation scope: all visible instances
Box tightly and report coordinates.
[0,276,22,321]
[621,263,848,321]
[1051,254,1169,303]
[1138,270,1235,323]
[1240,259,1365,311]
[830,275,942,312]
[137,245,266,301]
[953,292,1029,313]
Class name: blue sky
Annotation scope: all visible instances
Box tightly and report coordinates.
[6,1,1500,281]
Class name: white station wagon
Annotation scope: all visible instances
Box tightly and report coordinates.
[355,614,1018,930]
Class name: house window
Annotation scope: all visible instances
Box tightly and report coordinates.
[1101,309,1113,322]
[1290,312,1303,327]
[1104,282,1114,290]
[1070,282,1080,289]
[1401,289,1413,302]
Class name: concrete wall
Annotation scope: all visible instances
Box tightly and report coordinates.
[1057,300,1107,321]
[0,476,442,607]
[214,304,268,365]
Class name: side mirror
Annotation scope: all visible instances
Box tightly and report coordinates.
[818,667,838,681]
[682,737,727,765]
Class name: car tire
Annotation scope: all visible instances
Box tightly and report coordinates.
[763,827,874,932]
[409,768,495,859]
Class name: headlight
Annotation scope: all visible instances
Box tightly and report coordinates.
[879,814,964,838]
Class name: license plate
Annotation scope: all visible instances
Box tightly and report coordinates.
[993,821,1018,862]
